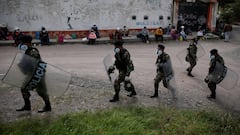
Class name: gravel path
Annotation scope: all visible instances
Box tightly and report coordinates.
[0,40,239,122]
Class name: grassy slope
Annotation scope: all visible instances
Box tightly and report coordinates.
[1,107,240,135]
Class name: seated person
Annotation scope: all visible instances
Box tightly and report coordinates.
[138,26,149,43]
[40,27,50,45]
[113,27,123,42]
[0,24,8,40]
[197,29,204,40]
[154,27,163,42]
[91,24,100,38]
[170,26,177,40]
[122,26,129,37]
[88,30,97,44]
[179,26,187,41]
[13,27,23,46]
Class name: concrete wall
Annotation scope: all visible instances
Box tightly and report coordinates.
[0,0,173,31]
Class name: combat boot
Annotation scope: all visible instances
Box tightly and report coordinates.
[207,95,216,99]
[109,94,119,102]
[187,72,194,77]
[38,100,51,113]
[128,90,136,97]
[16,99,31,111]
[127,85,136,97]
[150,90,158,98]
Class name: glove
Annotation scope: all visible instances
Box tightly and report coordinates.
[107,66,115,74]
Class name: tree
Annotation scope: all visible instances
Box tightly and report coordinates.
[218,0,235,7]
[218,0,240,23]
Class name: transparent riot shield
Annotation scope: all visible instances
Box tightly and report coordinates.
[208,61,239,90]
[103,54,118,84]
[161,59,178,99]
[2,53,39,88]
[2,53,71,97]
[219,67,239,90]
[207,61,226,84]
[44,64,71,96]
[176,43,205,64]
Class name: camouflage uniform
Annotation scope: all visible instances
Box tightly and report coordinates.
[153,52,170,96]
[205,54,224,99]
[186,41,197,76]
[17,46,51,112]
[111,48,136,101]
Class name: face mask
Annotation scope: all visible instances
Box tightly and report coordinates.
[157,50,162,56]
[18,44,28,51]
[114,48,120,54]
[210,54,215,60]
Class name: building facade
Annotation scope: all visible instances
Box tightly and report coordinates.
[0,0,173,31]
[0,0,218,37]
[173,0,218,31]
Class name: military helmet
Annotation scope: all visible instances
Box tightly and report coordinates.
[210,49,218,55]
[158,44,165,50]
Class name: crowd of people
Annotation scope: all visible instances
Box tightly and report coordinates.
[0,21,234,46]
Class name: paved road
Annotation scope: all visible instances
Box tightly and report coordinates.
[0,40,239,122]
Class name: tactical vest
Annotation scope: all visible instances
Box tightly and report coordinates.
[115,48,128,71]
[25,47,41,60]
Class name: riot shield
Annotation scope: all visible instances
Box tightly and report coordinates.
[2,53,39,88]
[161,59,177,99]
[219,67,239,90]
[176,43,205,64]
[44,64,71,96]
[2,53,71,97]
[207,61,226,84]
[208,61,238,90]
[103,54,118,84]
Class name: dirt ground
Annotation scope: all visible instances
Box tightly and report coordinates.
[0,39,240,122]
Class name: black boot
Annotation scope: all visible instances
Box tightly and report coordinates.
[187,68,194,77]
[128,90,136,97]
[16,99,31,111]
[207,95,216,99]
[150,90,158,98]
[109,94,119,102]
[207,83,216,99]
[187,72,194,77]
[38,100,51,113]
[207,92,216,99]
[127,85,136,97]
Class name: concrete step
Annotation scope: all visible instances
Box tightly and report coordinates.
[0,34,219,46]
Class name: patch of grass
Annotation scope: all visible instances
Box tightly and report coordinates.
[1,107,240,135]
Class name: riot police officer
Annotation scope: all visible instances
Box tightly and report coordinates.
[151,44,176,99]
[16,35,52,113]
[205,49,224,99]
[108,41,136,102]
[186,38,198,77]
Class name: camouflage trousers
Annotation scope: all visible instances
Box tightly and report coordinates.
[154,71,177,99]
[114,70,134,93]
[154,72,168,89]
[188,58,197,72]
[21,77,50,102]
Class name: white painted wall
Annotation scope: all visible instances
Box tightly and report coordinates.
[0,0,173,31]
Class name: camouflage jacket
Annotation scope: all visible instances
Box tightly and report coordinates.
[155,52,170,73]
[114,48,134,74]
[188,43,197,59]
[209,55,224,74]
[25,47,41,60]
